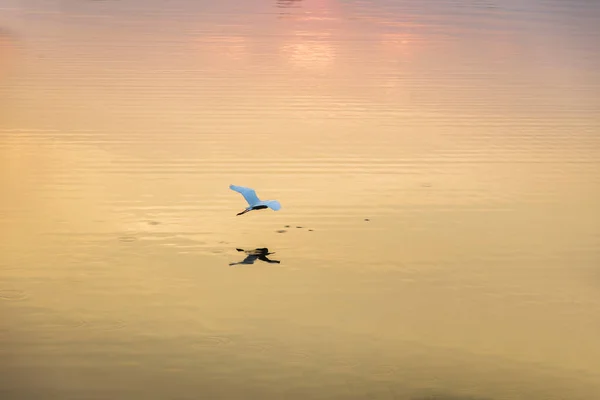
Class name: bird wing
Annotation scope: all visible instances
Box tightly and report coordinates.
[229,255,258,266]
[264,200,281,211]
[241,255,259,264]
[259,255,281,264]
[230,185,260,206]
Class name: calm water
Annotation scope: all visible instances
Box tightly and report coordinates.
[1,0,600,399]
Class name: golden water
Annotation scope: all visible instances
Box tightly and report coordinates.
[1,0,599,399]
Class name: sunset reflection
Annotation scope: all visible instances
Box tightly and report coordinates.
[280,32,335,70]
[1,0,600,399]
[0,28,17,79]
[378,32,419,60]
[276,0,339,70]
[193,35,249,65]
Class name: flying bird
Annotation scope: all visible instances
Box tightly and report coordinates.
[229,184,281,216]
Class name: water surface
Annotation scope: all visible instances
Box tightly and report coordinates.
[1,0,599,399]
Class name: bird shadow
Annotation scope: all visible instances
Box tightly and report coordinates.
[229,248,281,266]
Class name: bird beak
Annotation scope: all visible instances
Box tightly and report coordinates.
[236,209,249,216]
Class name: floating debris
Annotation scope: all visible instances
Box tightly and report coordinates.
[276,230,287,234]
[364,218,370,222]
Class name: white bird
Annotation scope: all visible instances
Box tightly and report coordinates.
[229,184,282,216]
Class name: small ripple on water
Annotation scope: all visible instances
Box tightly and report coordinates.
[0,289,29,301]
[83,318,128,332]
[192,334,233,348]
[118,235,137,242]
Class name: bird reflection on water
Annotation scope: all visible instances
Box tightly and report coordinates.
[229,248,281,266]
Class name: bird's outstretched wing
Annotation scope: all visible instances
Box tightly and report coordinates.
[229,254,259,266]
[230,185,260,206]
[264,200,281,211]
[258,255,281,264]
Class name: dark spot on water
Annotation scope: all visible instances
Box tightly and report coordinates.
[296,226,302,228]
[364,218,370,221]
[413,396,494,400]
[284,225,290,228]
[147,220,160,225]
[308,229,313,232]
[276,230,287,233]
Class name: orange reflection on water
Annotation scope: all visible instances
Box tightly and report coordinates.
[378,32,421,60]
[193,34,249,65]
[0,29,17,79]
[280,31,336,70]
